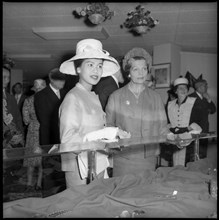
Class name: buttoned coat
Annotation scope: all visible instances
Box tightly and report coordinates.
[106,85,168,158]
[34,86,66,145]
[59,83,107,172]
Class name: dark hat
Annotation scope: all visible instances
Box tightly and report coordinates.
[194,79,207,89]
[49,68,66,81]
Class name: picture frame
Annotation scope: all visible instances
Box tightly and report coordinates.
[151,63,171,88]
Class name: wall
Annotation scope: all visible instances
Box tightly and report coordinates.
[153,43,181,105]
[180,52,217,132]
[10,69,23,94]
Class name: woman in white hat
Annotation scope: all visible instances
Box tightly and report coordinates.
[59,38,120,187]
[22,79,46,192]
[166,77,202,166]
[105,47,168,177]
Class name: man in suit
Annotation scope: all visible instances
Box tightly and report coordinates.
[93,69,124,111]
[12,82,27,136]
[12,82,27,113]
[34,68,66,145]
[189,78,216,159]
[34,68,66,194]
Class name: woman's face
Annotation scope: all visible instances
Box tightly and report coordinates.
[77,58,103,88]
[129,59,148,84]
[3,68,10,89]
[176,84,188,99]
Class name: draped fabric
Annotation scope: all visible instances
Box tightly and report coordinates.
[3,159,216,218]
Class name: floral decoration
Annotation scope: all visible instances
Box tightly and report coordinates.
[74,3,115,24]
[3,51,15,69]
[121,5,159,33]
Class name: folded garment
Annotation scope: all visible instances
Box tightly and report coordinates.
[83,127,131,142]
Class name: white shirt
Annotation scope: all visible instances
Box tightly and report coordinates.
[196,91,203,99]
[49,83,60,99]
[15,93,22,103]
[111,75,119,88]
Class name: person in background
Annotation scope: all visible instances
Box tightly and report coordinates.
[165,86,178,115]
[23,79,46,192]
[166,77,202,166]
[145,73,156,90]
[188,78,216,159]
[34,68,66,145]
[34,68,66,195]
[105,47,168,177]
[3,66,24,186]
[12,82,27,114]
[59,38,120,187]
[3,66,24,149]
[93,69,124,111]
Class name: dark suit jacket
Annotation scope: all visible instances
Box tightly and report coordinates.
[16,93,27,114]
[34,86,66,145]
[5,92,24,134]
[189,92,216,133]
[93,76,119,111]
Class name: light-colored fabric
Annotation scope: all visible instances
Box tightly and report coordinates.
[59,39,120,76]
[65,170,86,187]
[3,161,216,218]
[59,83,109,180]
[22,95,42,167]
[106,85,168,138]
[77,151,109,179]
[113,154,157,177]
[173,147,186,166]
[167,97,196,128]
[105,85,168,175]
[167,96,200,166]
[173,77,188,86]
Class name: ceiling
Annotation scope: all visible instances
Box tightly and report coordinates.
[3,2,217,83]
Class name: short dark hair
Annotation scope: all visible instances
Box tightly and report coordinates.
[13,82,22,88]
[73,59,84,75]
[49,68,66,81]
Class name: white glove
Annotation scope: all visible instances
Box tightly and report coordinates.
[189,123,202,134]
[83,127,119,142]
[83,127,131,142]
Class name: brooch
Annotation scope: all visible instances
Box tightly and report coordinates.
[125,100,130,105]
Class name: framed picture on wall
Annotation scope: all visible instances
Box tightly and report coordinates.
[151,63,171,88]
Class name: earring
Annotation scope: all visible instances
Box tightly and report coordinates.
[128,74,131,78]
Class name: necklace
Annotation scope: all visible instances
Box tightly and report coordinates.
[128,83,145,99]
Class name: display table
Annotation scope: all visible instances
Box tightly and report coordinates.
[3,133,217,201]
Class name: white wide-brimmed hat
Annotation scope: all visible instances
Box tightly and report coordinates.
[174,77,188,87]
[59,39,120,77]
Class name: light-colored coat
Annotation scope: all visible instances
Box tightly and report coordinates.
[59,83,107,173]
[106,85,168,158]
